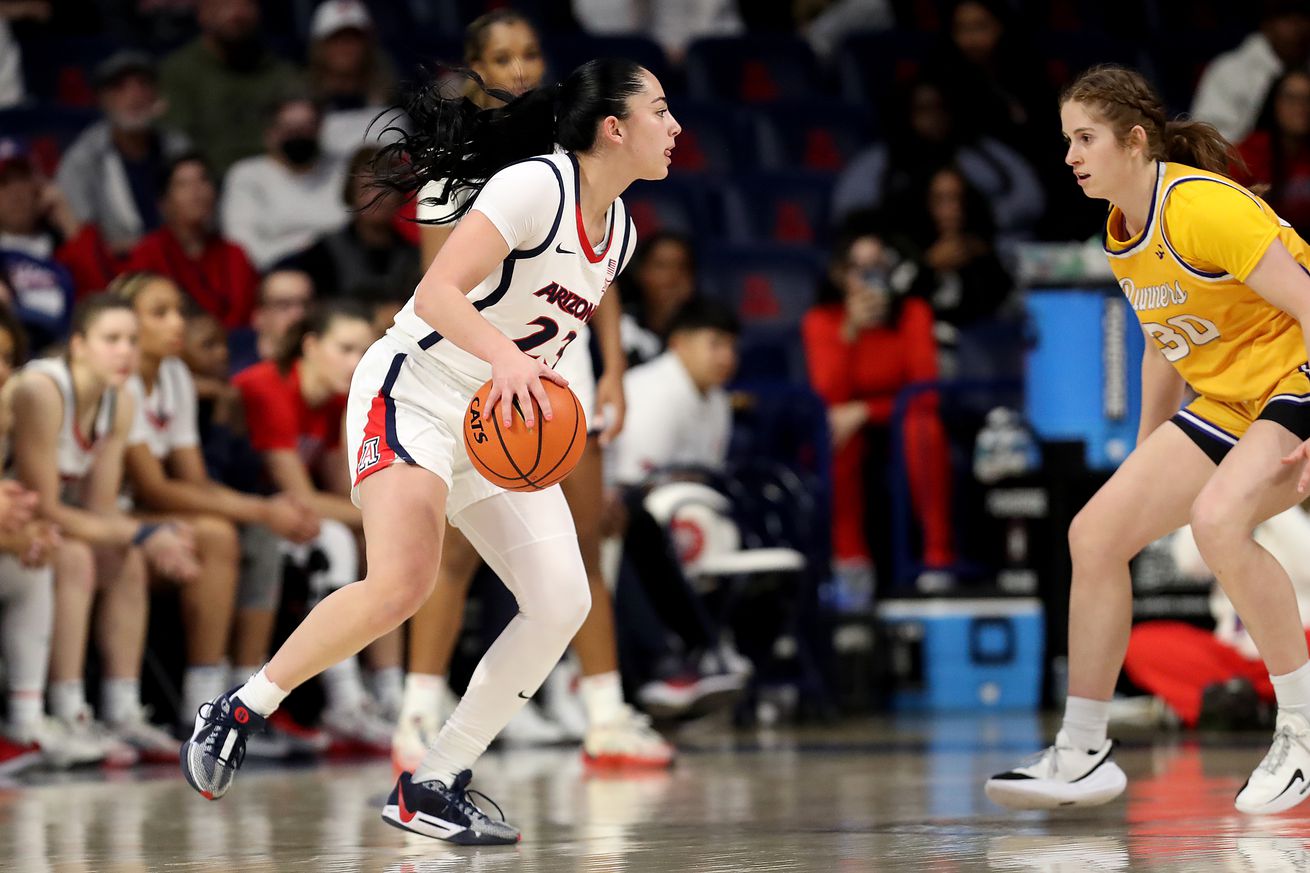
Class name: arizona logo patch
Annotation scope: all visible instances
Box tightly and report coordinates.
[357,436,381,473]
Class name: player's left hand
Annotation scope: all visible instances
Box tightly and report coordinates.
[1281,438,1310,492]
[595,371,626,446]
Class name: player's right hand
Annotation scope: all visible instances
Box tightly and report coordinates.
[143,523,200,582]
[0,481,37,533]
[265,493,320,543]
[487,349,567,430]
[1282,438,1310,493]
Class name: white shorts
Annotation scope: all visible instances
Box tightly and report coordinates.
[555,330,599,435]
[346,332,505,516]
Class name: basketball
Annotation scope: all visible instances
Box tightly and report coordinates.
[463,378,587,491]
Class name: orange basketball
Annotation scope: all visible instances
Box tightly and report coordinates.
[463,378,587,491]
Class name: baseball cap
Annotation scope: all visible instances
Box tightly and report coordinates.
[0,137,33,175]
[94,50,157,89]
[310,0,372,40]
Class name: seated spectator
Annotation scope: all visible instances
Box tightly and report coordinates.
[56,51,191,257]
[572,0,742,63]
[280,146,417,305]
[802,223,954,592]
[832,78,1044,247]
[113,272,319,730]
[221,96,349,271]
[232,301,397,747]
[0,139,117,350]
[125,154,259,329]
[306,0,398,160]
[1192,0,1310,144]
[618,231,698,366]
[1237,69,1310,237]
[160,0,303,176]
[10,295,199,764]
[228,268,315,375]
[893,164,1015,347]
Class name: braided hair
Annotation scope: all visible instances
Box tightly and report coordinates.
[1061,65,1244,178]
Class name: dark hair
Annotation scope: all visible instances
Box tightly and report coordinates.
[69,292,134,338]
[344,145,381,206]
[157,151,213,197]
[1251,69,1310,203]
[632,229,696,274]
[374,58,648,224]
[108,270,175,307]
[0,303,29,366]
[264,94,322,129]
[464,9,535,63]
[275,300,371,373]
[667,297,740,338]
[813,213,917,324]
[1061,64,1243,177]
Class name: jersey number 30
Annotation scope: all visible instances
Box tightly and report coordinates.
[1143,314,1221,362]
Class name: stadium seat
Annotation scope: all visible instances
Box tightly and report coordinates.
[684,36,822,104]
[719,172,836,247]
[699,245,825,331]
[546,33,671,87]
[0,105,100,175]
[750,100,874,173]
[663,101,755,175]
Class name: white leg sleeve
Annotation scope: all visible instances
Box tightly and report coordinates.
[0,557,54,695]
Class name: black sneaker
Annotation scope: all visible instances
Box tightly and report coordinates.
[179,689,266,800]
[381,770,520,845]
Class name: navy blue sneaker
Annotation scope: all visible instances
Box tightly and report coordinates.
[179,689,266,800]
[381,770,520,845]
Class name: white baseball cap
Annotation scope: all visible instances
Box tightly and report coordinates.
[310,0,372,39]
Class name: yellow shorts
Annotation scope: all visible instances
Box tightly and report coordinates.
[1172,364,1310,463]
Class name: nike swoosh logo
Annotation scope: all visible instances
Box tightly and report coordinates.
[1276,768,1307,800]
[517,691,531,700]
[555,243,575,255]
[398,780,418,823]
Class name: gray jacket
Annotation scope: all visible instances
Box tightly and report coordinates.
[56,120,191,251]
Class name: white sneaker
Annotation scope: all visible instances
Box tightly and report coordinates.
[60,706,138,767]
[321,703,393,755]
[107,705,180,764]
[541,661,588,742]
[583,705,675,769]
[9,716,106,769]
[499,701,567,747]
[985,730,1126,810]
[1235,710,1310,815]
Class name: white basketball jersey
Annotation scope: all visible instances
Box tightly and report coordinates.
[22,356,117,483]
[126,357,200,460]
[391,152,637,385]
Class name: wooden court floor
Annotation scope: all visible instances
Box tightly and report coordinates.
[2,714,1307,872]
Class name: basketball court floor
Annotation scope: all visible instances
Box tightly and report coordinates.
[1,714,1304,871]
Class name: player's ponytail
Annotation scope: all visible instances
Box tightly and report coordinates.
[1062,64,1244,179]
[373,58,647,224]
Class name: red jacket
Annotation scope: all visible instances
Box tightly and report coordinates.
[126,227,258,328]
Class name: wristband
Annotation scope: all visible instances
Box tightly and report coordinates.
[132,522,162,546]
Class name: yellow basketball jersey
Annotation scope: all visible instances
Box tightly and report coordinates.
[1104,161,1309,403]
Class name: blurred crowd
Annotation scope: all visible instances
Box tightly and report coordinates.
[2,0,1310,767]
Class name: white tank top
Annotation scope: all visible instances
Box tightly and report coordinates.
[391,152,637,386]
[22,357,117,488]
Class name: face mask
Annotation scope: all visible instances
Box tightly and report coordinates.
[217,33,264,71]
[280,136,320,167]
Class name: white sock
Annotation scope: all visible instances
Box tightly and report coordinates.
[236,666,289,718]
[181,665,227,723]
[101,677,140,726]
[579,671,624,726]
[49,679,85,722]
[322,658,367,713]
[8,690,42,731]
[400,673,448,718]
[1061,695,1110,751]
[231,664,262,688]
[1271,661,1310,719]
[370,666,404,716]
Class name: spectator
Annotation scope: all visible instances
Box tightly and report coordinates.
[572,0,743,63]
[221,96,349,270]
[832,78,1045,247]
[0,1,49,108]
[125,154,259,329]
[227,268,315,375]
[802,223,954,591]
[231,301,397,747]
[306,0,398,160]
[1192,0,1310,144]
[0,139,117,351]
[799,0,893,61]
[618,231,698,366]
[159,0,302,176]
[281,146,417,304]
[1237,69,1310,237]
[10,294,198,764]
[56,51,191,256]
[894,165,1015,343]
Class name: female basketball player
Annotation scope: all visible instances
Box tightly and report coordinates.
[987,65,1310,816]
[12,294,198,764]
[393,9,673,772]
[182,58,680,843]
[112,272,319,727]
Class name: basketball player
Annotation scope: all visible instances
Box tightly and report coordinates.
[987,65,1310,816]
[11,295,198,764]
[181,59,680,844]
[394,9,673,771]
